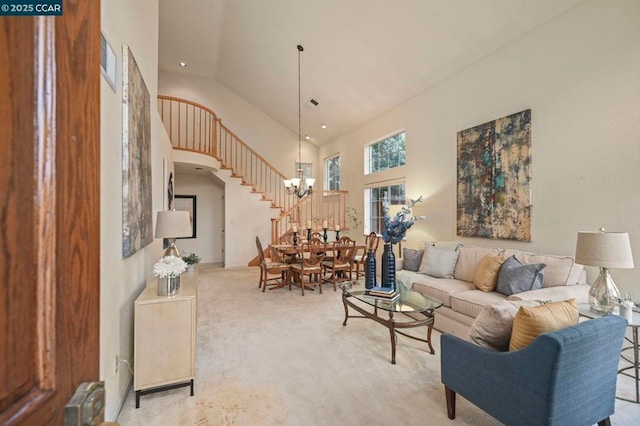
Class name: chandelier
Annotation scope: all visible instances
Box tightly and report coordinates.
[283,44,315,198]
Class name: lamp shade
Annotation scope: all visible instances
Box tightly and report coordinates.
[155,210,192,239]
[575,231,634,269]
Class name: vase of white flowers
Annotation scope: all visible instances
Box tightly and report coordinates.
[153,255,187,296]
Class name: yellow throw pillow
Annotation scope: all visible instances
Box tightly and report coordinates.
[473,255,505,292]
[509,299,578,351]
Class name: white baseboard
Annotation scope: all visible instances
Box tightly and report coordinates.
[111,377,133,422]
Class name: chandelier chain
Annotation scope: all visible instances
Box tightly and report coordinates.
[298,44,302,167]
[283,44,313,199]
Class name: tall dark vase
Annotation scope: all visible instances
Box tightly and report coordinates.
[381,243,396,289]
[364,248,377,289]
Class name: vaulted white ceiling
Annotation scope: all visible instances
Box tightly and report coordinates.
[159,0,584,145]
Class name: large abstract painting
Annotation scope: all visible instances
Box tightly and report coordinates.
[122,45,153,258]
[457,109,532,241]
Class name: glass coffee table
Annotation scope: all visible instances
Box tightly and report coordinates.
[339,280,442,364]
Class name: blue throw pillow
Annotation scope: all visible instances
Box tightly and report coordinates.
[496,255,546,296]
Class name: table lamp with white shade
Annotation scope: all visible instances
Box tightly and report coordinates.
[155,210,192,258]
[575,228,635,314]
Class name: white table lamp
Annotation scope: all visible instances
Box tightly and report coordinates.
[155,210,192,257]
[575,228,634,314]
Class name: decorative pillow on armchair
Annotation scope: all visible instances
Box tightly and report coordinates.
[468,300,545,351]
[509,298,578,351]
[496,255,546,296]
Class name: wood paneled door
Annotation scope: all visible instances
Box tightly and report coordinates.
[0,2,101,424]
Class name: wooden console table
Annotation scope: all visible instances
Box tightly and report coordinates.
[134,270,198,407]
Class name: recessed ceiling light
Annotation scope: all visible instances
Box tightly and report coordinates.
[304,135,311,140]
[321,123,327,129]
[179,61,187,67]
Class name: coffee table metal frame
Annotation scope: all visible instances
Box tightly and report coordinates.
[340,281,442,364]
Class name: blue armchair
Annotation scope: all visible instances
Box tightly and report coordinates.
[441,315,627,426]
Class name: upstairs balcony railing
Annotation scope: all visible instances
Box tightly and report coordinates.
[157,95,349,244]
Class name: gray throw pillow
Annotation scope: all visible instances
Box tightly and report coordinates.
[421,244,459,278]
[402,248,424,272]
[496,255,546,296]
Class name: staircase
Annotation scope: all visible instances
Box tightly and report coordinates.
[157,96,349,244]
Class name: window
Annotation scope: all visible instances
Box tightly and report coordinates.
[366,131,406,174]
[325,155,340,190]
[365,183,405,234]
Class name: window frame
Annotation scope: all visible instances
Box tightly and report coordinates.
[324,154,340,191]
[365,130,406,175]
[364,182,406,235]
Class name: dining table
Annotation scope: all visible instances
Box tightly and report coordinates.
[271,241,366,256]
[270,241,367,290]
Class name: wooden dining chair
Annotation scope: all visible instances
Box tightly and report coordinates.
[278,231,301,264]
[290,238,326,295]
[322,237,356,291]
[256,236,290,292]
[352,232,380,279]
[310,231,323,241]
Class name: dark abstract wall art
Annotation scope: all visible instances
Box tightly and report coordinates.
[457,109,532,241]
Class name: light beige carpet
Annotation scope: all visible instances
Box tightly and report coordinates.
[117,265,640,425]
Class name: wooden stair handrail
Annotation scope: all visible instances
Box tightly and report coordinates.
[157,95,349,247]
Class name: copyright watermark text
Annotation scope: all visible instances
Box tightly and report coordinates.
[0,1,63,16]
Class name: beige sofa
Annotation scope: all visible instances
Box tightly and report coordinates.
[396,245,589,339]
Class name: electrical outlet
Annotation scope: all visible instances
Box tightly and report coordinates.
[114,354,119,375]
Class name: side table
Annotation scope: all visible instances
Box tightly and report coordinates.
[134,270,198,407]
[578,304,639,403]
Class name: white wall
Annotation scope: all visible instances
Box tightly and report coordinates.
[320,0,640,298]
[174,172,225,263]
[158,71,319,179]
[101,0,172,420]
[221,167,276,267]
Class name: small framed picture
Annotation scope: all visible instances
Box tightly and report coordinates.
[174,195,197,239]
